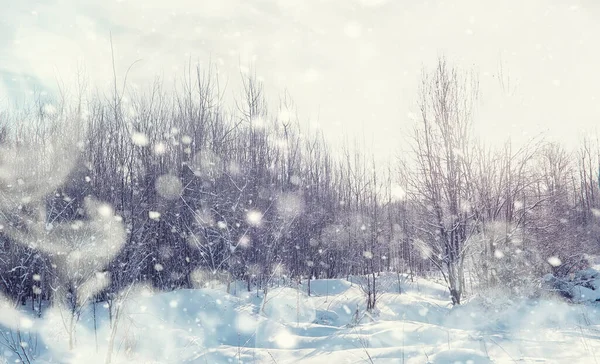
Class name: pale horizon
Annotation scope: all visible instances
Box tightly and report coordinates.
[2,0,599,157]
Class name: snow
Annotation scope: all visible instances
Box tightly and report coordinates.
[131,132,149,147]
[2,274,600,363]
[246,210,263,226]
[548,256,562,267]
[544,267,600,303]
[154,174,183,200]
[154,142,167,155]
[390,185,406,201]
[431,349,491,364]
[148,211,161,220]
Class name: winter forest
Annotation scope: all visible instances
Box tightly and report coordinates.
[3,1,600,363]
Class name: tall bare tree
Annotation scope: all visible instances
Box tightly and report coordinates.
[410,57,479,304]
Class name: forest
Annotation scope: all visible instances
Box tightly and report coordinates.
[1,56,598,322]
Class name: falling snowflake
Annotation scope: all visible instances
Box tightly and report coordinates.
[155,174,183,200]
[276,192,304,218]
[273,328,296,349]
[239,235,251,248]
[154,142,167,155]
[132,132,149,146]
[42,103,57,116]
[149,211,161,220]
[181,135,192,145]
[251,116,266,128]
[246,210,263,226]
[97,204,113,217]
[391,185,406,201]
[548,257,562,267]
[236,313,258,334]
[19,317,33,329]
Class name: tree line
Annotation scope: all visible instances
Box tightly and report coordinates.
[1,57,599,314]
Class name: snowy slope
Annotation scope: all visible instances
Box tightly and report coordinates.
[2,275,600,363]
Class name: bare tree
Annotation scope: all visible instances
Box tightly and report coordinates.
[409,57,479,305]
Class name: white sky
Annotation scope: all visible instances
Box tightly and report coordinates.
[1,0,599,159]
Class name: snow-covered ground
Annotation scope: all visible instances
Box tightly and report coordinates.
[3,274,600,363]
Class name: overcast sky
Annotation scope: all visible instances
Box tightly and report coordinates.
[1,0,599,159]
